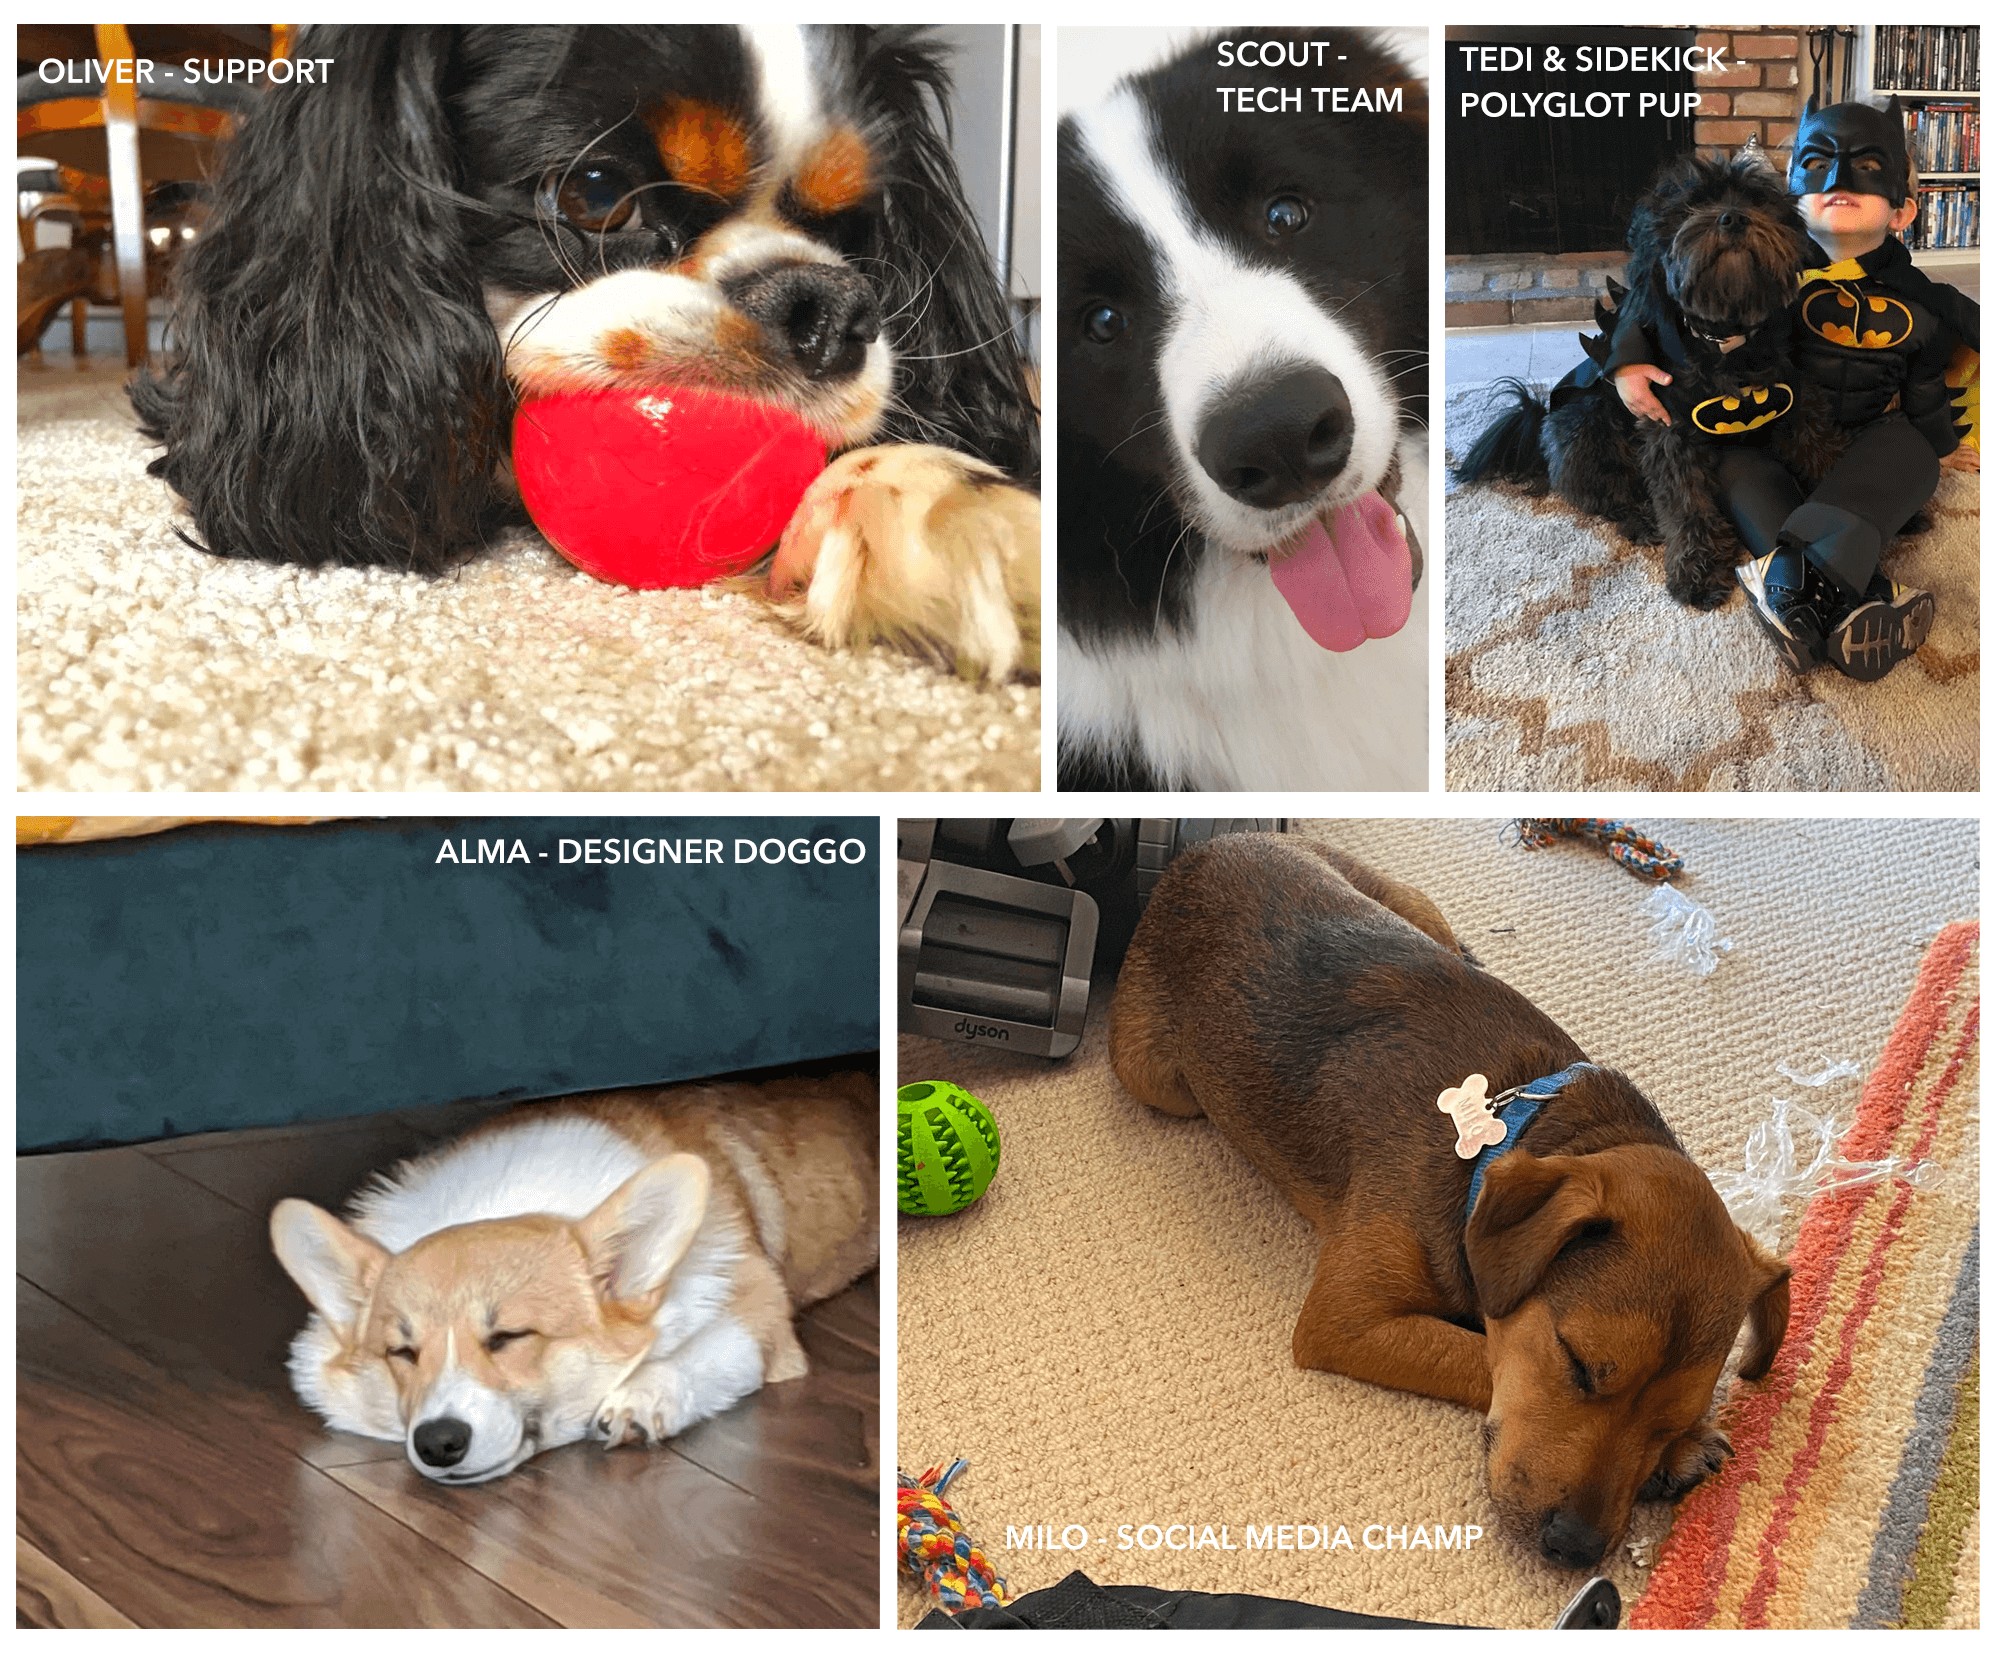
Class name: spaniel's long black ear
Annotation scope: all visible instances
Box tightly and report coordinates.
[130,27,510,572]
[841,27,1040,487]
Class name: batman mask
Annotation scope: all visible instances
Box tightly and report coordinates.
[1789,98,1909,204]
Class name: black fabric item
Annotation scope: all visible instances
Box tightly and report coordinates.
[1781,415,1941,594]
[915,1570,1460,1630]
[1551,286,1795,443]
[1715,445,1808,556]
[1790,99,1910,204]
[1716,415,1937,598]
[1793,238,1973,450]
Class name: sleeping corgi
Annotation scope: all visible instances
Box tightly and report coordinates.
[269,1072,877,1485]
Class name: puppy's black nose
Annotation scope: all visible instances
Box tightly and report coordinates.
[1195,365,1352,509]
[1717,208,1743,232]
[1539,1509,1608,1569]
[725,262,880,381]
[413,1418,471,1469]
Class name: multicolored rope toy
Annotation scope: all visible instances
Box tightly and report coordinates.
[897,1459,1008,1612]
[1516,818,1684,882]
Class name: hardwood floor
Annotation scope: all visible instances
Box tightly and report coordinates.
[15,1105,880,1628]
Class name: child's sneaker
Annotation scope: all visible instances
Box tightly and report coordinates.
[1736,544,1831,671]
[1827,576,1934,682]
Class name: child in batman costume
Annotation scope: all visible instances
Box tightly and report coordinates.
[1611,101,1978,680]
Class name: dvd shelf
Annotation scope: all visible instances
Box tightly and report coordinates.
[1870,23,1979,93]
[1864,23,1981,258]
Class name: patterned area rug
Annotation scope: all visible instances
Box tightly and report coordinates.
[1442,382,1979,792]
[1633,923,1980,1628]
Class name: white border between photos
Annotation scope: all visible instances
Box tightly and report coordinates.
[9,3,1995,1644]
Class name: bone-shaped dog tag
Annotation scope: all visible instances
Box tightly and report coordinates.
[1438,1073,1508,1160]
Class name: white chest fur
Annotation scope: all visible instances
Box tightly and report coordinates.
[1060,434,1429,791]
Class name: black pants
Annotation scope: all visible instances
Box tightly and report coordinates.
[1716,414,1940,597]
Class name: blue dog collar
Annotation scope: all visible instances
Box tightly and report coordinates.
[1463,1061,1595,1222]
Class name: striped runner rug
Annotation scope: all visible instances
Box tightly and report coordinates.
[1632,921,1979,1628]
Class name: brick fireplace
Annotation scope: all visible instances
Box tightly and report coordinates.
[1449,25,1811,327]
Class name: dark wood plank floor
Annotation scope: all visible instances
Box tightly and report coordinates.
[16,1105,880,1628]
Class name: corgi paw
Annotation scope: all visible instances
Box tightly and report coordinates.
[593,1367,689,1449]
[763,443,1041,682]
[1639,1424,1732,1501]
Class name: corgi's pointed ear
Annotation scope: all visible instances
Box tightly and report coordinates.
[270,1199,389,1338]
[578,1154,711,1305]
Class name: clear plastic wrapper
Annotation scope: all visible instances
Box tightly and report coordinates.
[1638,885,1734,977]
[1714,1089,1944,1245]
[1775,1055,1864,1088]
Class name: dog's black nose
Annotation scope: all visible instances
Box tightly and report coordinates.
[1539,1509,1609,1569]
[1195,365,1353,509]
[413,1418,472,1469]
[725,262,880,381]
[1717,208,1743,232]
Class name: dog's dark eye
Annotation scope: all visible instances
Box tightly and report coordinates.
[1264,194,1311,238]
[545,164,637,233]
[1082,303,1128,345]
[1557,1336,1595,1396]
[387,1344,418,1364]
[485,1328,533,1353]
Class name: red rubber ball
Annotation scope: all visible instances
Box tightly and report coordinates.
[512,387,827,589]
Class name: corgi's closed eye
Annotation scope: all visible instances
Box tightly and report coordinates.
[485,1328,535,1353]
[388,1344,418,1363]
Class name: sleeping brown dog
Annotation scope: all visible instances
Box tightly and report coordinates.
[1109,833,1790,1569]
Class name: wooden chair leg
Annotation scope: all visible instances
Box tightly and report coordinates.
[71,296,89,358]
[96,23,150,368]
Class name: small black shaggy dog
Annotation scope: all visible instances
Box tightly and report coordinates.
[1458,154,1840,608]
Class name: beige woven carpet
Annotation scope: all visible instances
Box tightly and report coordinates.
[897,817,1979,1629]
[1442,382,1979,793]
[16,363,1037,792]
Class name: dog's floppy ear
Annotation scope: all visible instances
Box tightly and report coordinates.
[1465,1152,1605,1319]
[837,26,1039,485]
[270,1199,390,1338]
[130,25,510,572]
[1736,1229,1793,1381]
[577,1154,711,1305]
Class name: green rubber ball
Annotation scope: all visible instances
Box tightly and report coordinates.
[897,1081,1001,1215]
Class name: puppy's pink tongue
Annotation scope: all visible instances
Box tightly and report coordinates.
[1269,492,1413,651]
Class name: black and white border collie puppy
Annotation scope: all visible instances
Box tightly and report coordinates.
[1057,28,1428,789]
[132,25,1040,680]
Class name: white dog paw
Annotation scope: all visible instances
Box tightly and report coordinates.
[592,1368,689,1450]
[764,444,1040,682]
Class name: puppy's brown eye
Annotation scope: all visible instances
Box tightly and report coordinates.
[1558,1337,1595,1396]
[485,1328,533,1353]
[1082,304,1127,345]
[546,165,637,233]
[387,1345,418,1364]
[1264,194,1311,237]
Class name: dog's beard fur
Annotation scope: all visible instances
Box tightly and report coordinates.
[1663,204,1804,333]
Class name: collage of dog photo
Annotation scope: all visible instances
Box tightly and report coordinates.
[9,16,1986,1639]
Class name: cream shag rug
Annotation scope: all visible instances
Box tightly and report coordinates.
[897,817,1978,1629]
[17,363,1038,792]
[1443,383,1979,793]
